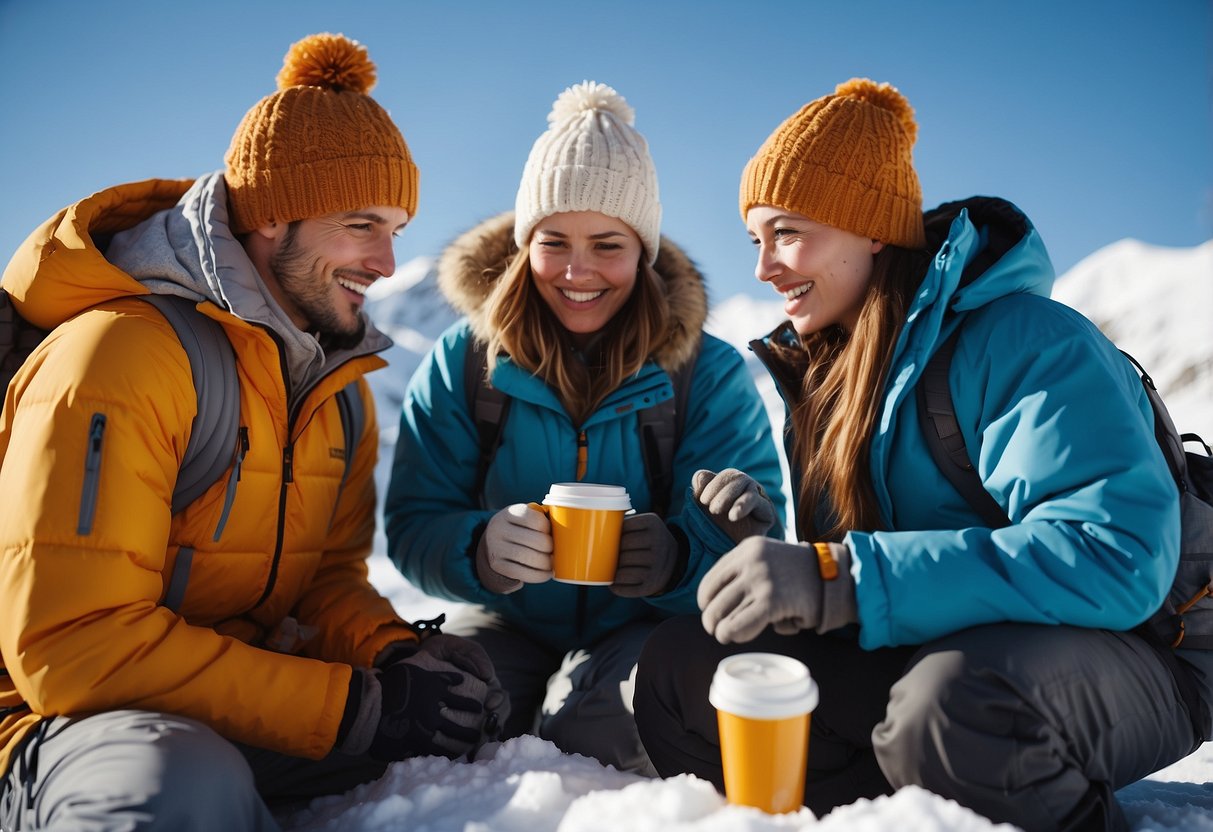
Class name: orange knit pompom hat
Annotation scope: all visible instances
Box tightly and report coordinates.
[739,78,926,248]
[224,33,418,234]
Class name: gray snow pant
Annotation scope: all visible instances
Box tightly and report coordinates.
[447,606,658,775]
[0,709,387,831]
[634,617,1204,831]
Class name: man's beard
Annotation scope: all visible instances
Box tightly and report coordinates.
[270,224,368,352]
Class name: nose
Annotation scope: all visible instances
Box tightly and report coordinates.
[564,254,592,282]
[365,234,397,278]
[753,240,779,284]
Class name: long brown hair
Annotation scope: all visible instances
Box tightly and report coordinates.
[481,247,673,426]
[775,244,929,541]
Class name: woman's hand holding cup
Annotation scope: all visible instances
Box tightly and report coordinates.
[475,503,554,594]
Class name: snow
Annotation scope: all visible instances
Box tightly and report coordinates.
[281,735,1023,831]
[317,238,1213,831]
[277,731,1213,831]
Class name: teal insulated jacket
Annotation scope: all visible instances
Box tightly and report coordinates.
[385,214,785,653]
[755,198,1179,650]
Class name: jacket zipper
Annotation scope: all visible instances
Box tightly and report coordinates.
[258,390,351,606]
[253,440,293,610]
[250,335,294,611]
[575,428,588,636]
[248,326,378,611]
[576,430,588,481]
[77,413,106,535]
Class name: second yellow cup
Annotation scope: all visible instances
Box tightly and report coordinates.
[709,652,818,814]
[529,483,632,585]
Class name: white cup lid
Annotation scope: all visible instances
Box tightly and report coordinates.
[709,653,818,719]
[542,483,632,511]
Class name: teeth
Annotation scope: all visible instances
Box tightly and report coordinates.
[783,283,812,300]
[561,289,604,303]
[336,277,369,296]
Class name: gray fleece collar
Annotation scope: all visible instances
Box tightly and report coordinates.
[105,172,391,401]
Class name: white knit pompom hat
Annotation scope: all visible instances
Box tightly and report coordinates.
[514,81,661,264]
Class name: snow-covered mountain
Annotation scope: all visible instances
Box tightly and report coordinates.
[1051,239,1213,439]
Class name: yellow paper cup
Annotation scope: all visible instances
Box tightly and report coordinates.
[709,653,818,814]
[529,483,631,585]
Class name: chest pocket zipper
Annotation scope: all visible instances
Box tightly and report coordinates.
[77,413,106,535]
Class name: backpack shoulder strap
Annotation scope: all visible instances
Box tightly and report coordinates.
[916,326,1011,529]
[638,343,700,519]
[335,380,365,487]
[322,379,366,538]
[1121,349,1190,487]
[138,294,241,516]
[465,336,510,510]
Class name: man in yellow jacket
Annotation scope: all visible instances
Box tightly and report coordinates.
[0,33,505,831]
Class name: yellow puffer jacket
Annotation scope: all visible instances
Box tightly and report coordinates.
[0,179,416,776]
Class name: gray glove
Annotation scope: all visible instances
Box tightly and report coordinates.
[697,538,857,644]
[611,513,679,598]
[475,503,553,594]
[692,469,776,544]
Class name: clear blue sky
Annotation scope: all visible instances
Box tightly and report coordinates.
[2,0,1209,302]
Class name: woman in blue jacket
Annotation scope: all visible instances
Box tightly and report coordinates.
[633,79,1208,830]
[384,81,785,773]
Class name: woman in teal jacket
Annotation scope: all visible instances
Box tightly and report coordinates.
[384,82,784,774]
[634,79,1206,831]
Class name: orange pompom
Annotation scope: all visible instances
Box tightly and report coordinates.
[276,33,376,94]
[834,78,917,144]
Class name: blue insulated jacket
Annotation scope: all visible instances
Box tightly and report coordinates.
[757,198,1179,650]
[384,214,785,653]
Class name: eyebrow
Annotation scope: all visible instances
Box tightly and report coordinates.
[534,228,630,240]
[343,210,409,232]
[758,213,804,227]
[748,213,808,237]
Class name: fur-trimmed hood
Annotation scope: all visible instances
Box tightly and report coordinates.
[436,211,708,373]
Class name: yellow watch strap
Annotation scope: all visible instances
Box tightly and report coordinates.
[813,542,839,581]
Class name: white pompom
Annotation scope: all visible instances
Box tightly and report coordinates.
[548,81,635,126]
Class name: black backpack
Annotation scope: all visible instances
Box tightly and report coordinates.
[462,337,698,518]
[1,288,364,538]
[917,326,1213,652]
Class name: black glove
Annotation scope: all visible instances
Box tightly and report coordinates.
[371,656,485,761]
[413,634,510,740]
[611,513,681,598]
[337,657,487,761]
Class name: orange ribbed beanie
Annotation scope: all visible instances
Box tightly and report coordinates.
[224,33,418,234]
[739,79,926,249]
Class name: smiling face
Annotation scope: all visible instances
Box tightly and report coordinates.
[527,211,643,346]
[746,205,884,336]
[256,205,409,350]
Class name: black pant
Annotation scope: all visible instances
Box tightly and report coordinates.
[636,616,1201,831]
[633,615,915,817]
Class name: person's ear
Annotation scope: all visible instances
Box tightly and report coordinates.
[871,239,885,254]
[253,221,285,242]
